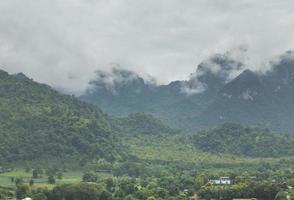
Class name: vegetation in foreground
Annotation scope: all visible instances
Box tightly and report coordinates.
[1,125,294,200]
[1,162,294,200]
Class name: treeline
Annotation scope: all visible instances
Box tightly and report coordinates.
[4,155,294,200]
[13,169,294,200]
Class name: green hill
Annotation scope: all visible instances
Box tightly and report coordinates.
[0,70,125,163]
[190,123,294,157]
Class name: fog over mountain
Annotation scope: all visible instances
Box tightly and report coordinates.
[80,51,294,133]
[1,0,294,94]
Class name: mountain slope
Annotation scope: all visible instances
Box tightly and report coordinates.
[200,52,294,132]
[0,69,125,162]
[199,69,272,127]
[190,123,294,157]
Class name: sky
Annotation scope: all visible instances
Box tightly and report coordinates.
[0,0,294,94]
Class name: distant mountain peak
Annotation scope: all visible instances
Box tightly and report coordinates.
[234,69,258,81]
[220,69,261,96]
[0,70,31,82]
[13,72,30,80]
[92,68,141,85]
[88,68,153,96]
[181,54,244,96]
[196,54,244,80]
[0,69,9,76]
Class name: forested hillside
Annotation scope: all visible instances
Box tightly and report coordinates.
[112,113,178,135]
[190,123,294,157]
[2,68,294,164]
[0,70,125,162]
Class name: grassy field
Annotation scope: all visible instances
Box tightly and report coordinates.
[0,168,115,190]
[0,169,83,189]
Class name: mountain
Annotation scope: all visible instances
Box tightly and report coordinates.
[80,68,156,115]
[201,51,294,132]
[199,69,271,127]
[190,123,294,157]
[189,54,243,95]
[0,69,125,162]
[80,51,294,133]
[80,54,243,131]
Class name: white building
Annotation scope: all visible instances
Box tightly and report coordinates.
[209,177,232,185]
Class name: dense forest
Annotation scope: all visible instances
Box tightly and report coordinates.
[190,123,294,157]
[0,70,124,162]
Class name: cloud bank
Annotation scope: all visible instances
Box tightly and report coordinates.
[0,0,294,94]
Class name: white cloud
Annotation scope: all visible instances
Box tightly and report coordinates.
[0,0,294,94]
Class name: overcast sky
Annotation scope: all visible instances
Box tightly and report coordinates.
[0,0,294,94]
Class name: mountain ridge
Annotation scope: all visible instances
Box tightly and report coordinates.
[80,51,294,133]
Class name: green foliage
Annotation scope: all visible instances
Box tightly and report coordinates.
[48,175,56,184]
[15,178,24,186]
[113,113,178,135]
[49,183,111,200]
[274,191,288,200]
[32,192,48,200]
[29,179,34,186]
[198,181,280,200]
[105,178,114,191]
[57,172,63,180]
[190,123,294,157]
[16,184,31,199]
[0,70,125,162]
[0,188,14,199]
[32,168,43,179]
[82,172,98,182]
